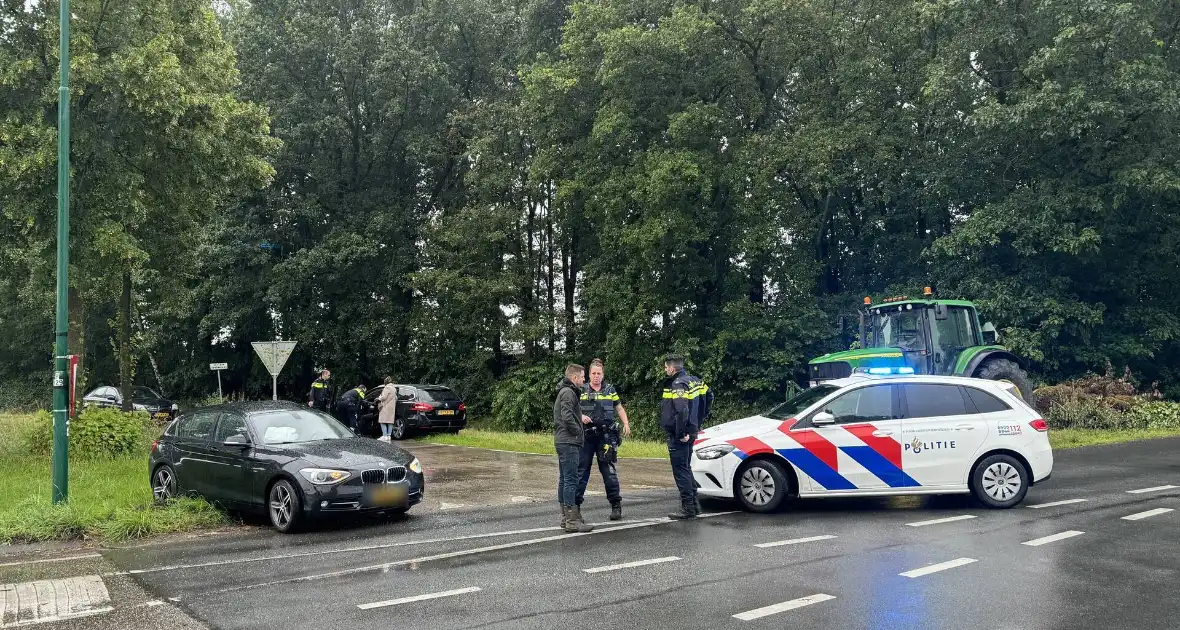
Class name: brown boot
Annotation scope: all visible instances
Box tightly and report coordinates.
[559,505,570,529]
[567,506,594,533]
[610,503,623,521]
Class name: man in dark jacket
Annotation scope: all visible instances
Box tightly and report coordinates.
[660,354,712,520]
[554,364,593,533]
[308,369,332,412]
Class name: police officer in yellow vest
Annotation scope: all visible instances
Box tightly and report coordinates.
[576,358,632,521]
[336,384,367,432]
[660,354,712,520]
[308,369,332,412]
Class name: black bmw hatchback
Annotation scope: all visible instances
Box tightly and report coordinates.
[149,401,424,533]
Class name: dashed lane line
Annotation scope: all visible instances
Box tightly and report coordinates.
[196,513,737,597]
[583,557,680,574]
[1121,508,1174,521]
[754,535,837,548]
[906,515,976,527]
[1026,499,1089,509]
[1022,531,1085,547]
[108,517,668,577]
[357,587,482,610]
[1126,485,1178,494]
[899,558,978,578]
[732,594,836,621]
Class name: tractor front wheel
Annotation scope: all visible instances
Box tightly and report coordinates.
[975,359,1034,405]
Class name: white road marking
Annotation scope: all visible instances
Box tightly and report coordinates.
[115,520,643,576]
[1026,499,1089,509]
[0,575,112,628]
[0,553,103,569]
[899,558,978,578]
[732,594,836,621]
[1022,531,1085,546]
[583,556,680,573]
[1126,485,1178,494]
[437,502,467,510]
[202,512,737,595]
[754,535,837,548]
[1122,508,1174,521]
[510,496,536,503]
[357,586,481,610]
[906,514,977,527]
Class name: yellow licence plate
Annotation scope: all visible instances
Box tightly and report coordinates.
[366,484,408,507]
[153,412,170,419]
[438,410,455,416]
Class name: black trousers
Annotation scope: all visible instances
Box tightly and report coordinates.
[576,431,621,506]
[667,436,696,506]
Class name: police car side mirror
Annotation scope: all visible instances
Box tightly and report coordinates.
[812,411,836,426]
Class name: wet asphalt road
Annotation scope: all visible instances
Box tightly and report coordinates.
[12,438,1180,629]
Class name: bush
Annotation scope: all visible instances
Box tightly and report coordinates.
[1045,398,1125,430]
[24,407,151,459]
[1126,401,1180,430]
[489,360,568,432]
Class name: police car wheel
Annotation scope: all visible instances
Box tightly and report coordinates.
[970,454,1028,509]
[736,459,790,513]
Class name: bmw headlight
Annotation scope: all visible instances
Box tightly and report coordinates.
[695,444,735,460]
[299,468,351,485]
[408,458,423,474]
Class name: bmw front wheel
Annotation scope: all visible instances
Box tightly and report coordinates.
[736,459,790,513]
[268,479,304,533]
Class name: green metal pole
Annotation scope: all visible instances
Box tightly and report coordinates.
[51,0,71,505]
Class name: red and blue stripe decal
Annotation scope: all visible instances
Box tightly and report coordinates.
[721,423,921,491]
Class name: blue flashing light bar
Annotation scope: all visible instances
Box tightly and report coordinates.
[867,367,915,375]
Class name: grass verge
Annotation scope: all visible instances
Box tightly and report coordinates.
[415,428,670,459]
[418,426,1180,460]
[0,412,228,545]
[1048,427,1180,450]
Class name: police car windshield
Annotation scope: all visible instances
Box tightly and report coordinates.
[763,385,839,420]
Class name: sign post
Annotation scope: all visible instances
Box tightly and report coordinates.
[251,341,297,400]
[50,0,73,505]
[209,363,228,401]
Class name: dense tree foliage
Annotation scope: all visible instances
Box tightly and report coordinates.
[5,0,1180,429]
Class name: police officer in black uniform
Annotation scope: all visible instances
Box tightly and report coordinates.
[575,358,633,521]
[336,384,367,432]
[660,354,713,520]
[308,369,332,412]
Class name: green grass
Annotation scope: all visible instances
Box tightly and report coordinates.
[418,425,1180,460]
[0,412,228,545]
[415,429,670,459]
[1049,427,1180,450]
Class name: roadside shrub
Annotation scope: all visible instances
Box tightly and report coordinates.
[1125,401,1180,430]
[24,407,150,459]
[489,360,568,432]
[1034,369,1157,416]
[1045,398,1125,430]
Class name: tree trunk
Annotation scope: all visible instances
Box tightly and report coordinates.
[546,196,556,354]
[118,269,133,412]
[67,287,86,407]
[562,228,577,354]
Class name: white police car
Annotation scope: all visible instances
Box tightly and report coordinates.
[691,374,1052,512]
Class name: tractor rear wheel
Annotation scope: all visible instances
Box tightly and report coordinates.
[975,359,1034,405]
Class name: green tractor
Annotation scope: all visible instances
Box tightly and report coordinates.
[808,289,1034,402]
